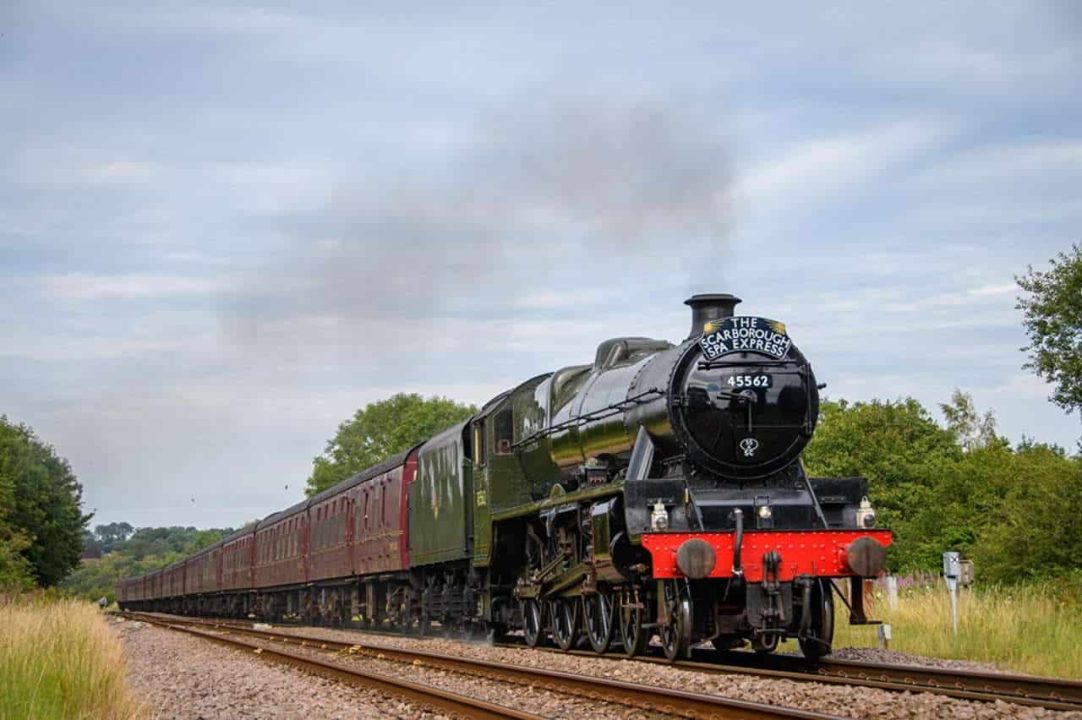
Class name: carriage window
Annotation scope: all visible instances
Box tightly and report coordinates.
[494,408,513,455]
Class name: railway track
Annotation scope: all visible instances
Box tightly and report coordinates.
[697,648,1082,713]
[125,612,843,720]
[126,614,540,720]
[537,644,1082,713]
[125,611,1082,714]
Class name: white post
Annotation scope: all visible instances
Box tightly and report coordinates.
[948,580,958,635]
[885,576,898,610]
[943,551,960,637]
[877,623,892,649]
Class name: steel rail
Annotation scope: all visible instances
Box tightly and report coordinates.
[127,612,843,720]
[817,656,1082,711]
[506,642,1082,713]
[127,616,540,720]
[128,612,1082,712]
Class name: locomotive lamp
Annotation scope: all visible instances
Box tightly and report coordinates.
[650,501,670,531]
[755,501,774,529]
[856,497,877,528]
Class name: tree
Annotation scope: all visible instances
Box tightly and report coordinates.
[81,530,103,559]
[969,442,1082,582]
[117,526,230,561]
[306,394,477,496]
[0,425,33,592]
[93,521,134,553]
[0,417,90,586]
[940,389,1002,452]
[1017,243,1082,416]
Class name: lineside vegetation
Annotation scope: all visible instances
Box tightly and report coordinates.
[0,596,141,719]
[830,579,1082,679]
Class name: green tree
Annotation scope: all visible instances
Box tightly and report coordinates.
[94,521,134,552]
[81,529,103,559]
[0,526,33,593]
[904,441,1013,568]
[306,393,476,496]
[0,425,34,591]
[0,417,89,586]
[1017,243,1082,415]
[969,443,1082,582]
[118,526,229,561]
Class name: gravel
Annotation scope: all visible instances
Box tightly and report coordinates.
[197,626,669,720]
[116,616,665,719]
[239,622,1082,720]
[112,617,435,719]
[828,647,1004,673]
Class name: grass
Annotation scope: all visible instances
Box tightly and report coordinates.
[0,596,142,719]
[830,581,1082,679]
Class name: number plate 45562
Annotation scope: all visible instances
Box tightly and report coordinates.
[726,374,773,389]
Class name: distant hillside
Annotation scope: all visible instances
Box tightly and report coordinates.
[61,525,234,603]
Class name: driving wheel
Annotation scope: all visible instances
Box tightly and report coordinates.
[583,589,615,654]
[619,588,648,657]
[521,598,544,648]
[660,583,691,661]
[550,598,580,651]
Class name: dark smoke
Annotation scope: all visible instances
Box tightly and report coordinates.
[222,94,731,355]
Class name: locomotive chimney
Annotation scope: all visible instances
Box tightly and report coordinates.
[685,293,742,339]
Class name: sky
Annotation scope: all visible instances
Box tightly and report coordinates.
[2,1,1080,529]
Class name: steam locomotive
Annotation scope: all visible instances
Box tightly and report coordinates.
[119,294,891,660]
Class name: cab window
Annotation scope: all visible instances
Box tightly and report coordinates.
[494,408,513,455]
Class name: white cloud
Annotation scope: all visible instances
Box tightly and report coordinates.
[7,150,162,186]
[907,140,1082,188]
[94,160,158,182]
[967,283,1017,297]
[0,335,191,362]
[42,273,228,301]
[734,120,950,204]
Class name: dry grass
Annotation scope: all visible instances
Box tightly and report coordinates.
[831,581,1082,679]
[0,597,142,719]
